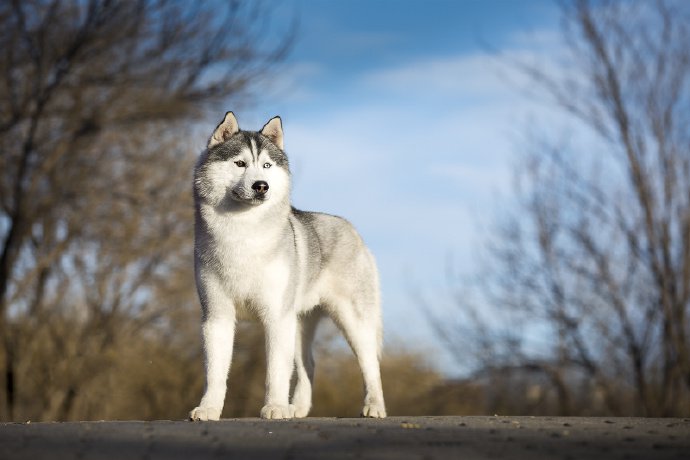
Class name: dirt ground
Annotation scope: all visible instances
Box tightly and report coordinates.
[1,416,689,459]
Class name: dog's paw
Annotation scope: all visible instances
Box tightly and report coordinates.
[260,404,294,420]
[290,403,310,418]
[189,406,222,421]
[361,403,386,418]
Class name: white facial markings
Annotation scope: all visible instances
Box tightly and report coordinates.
[203,159,236,206]
[250,138,258,164]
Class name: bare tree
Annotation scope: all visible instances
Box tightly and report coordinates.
[434,0,690,416]
[0,0,293,421]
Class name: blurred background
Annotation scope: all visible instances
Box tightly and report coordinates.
[1,0,689,421]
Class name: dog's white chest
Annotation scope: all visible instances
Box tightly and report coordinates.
[201,210,292,317]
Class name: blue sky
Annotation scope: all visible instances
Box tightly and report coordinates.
[238,0,564,374]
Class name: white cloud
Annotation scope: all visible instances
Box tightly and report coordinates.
[357,30,572,111]
[362,53,514,97]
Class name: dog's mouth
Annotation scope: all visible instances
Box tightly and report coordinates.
[231,190,268,205]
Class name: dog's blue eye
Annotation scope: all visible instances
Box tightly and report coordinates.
[235,160,246,167]
[263,163,272,169]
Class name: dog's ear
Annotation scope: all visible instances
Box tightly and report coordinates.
[260,116,283,150]
[208,111,239,148]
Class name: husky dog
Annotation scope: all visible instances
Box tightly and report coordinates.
[189,112,386,420]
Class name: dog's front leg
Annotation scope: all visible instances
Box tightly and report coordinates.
[190,315,235,421]
[190,279,235,421]
[260,313,297,419]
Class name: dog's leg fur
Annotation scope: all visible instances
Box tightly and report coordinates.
[332,305,386,418]
[291,311,321,417]
[189,276,235,421]
[260,312,298,419]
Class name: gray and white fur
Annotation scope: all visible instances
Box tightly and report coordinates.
[189,112,386,420]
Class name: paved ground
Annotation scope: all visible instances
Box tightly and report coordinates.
[1,416,688,459]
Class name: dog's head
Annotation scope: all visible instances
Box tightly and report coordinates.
[194,112,290,209]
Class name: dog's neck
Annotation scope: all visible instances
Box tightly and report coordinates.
[197,195,291,237]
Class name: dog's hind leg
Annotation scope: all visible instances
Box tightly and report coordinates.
[330,304,387,418]
[291,310,322,417]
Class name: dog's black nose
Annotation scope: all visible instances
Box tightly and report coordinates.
[252,181,269,194]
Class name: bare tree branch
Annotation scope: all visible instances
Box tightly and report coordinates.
[435,0,690,416]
